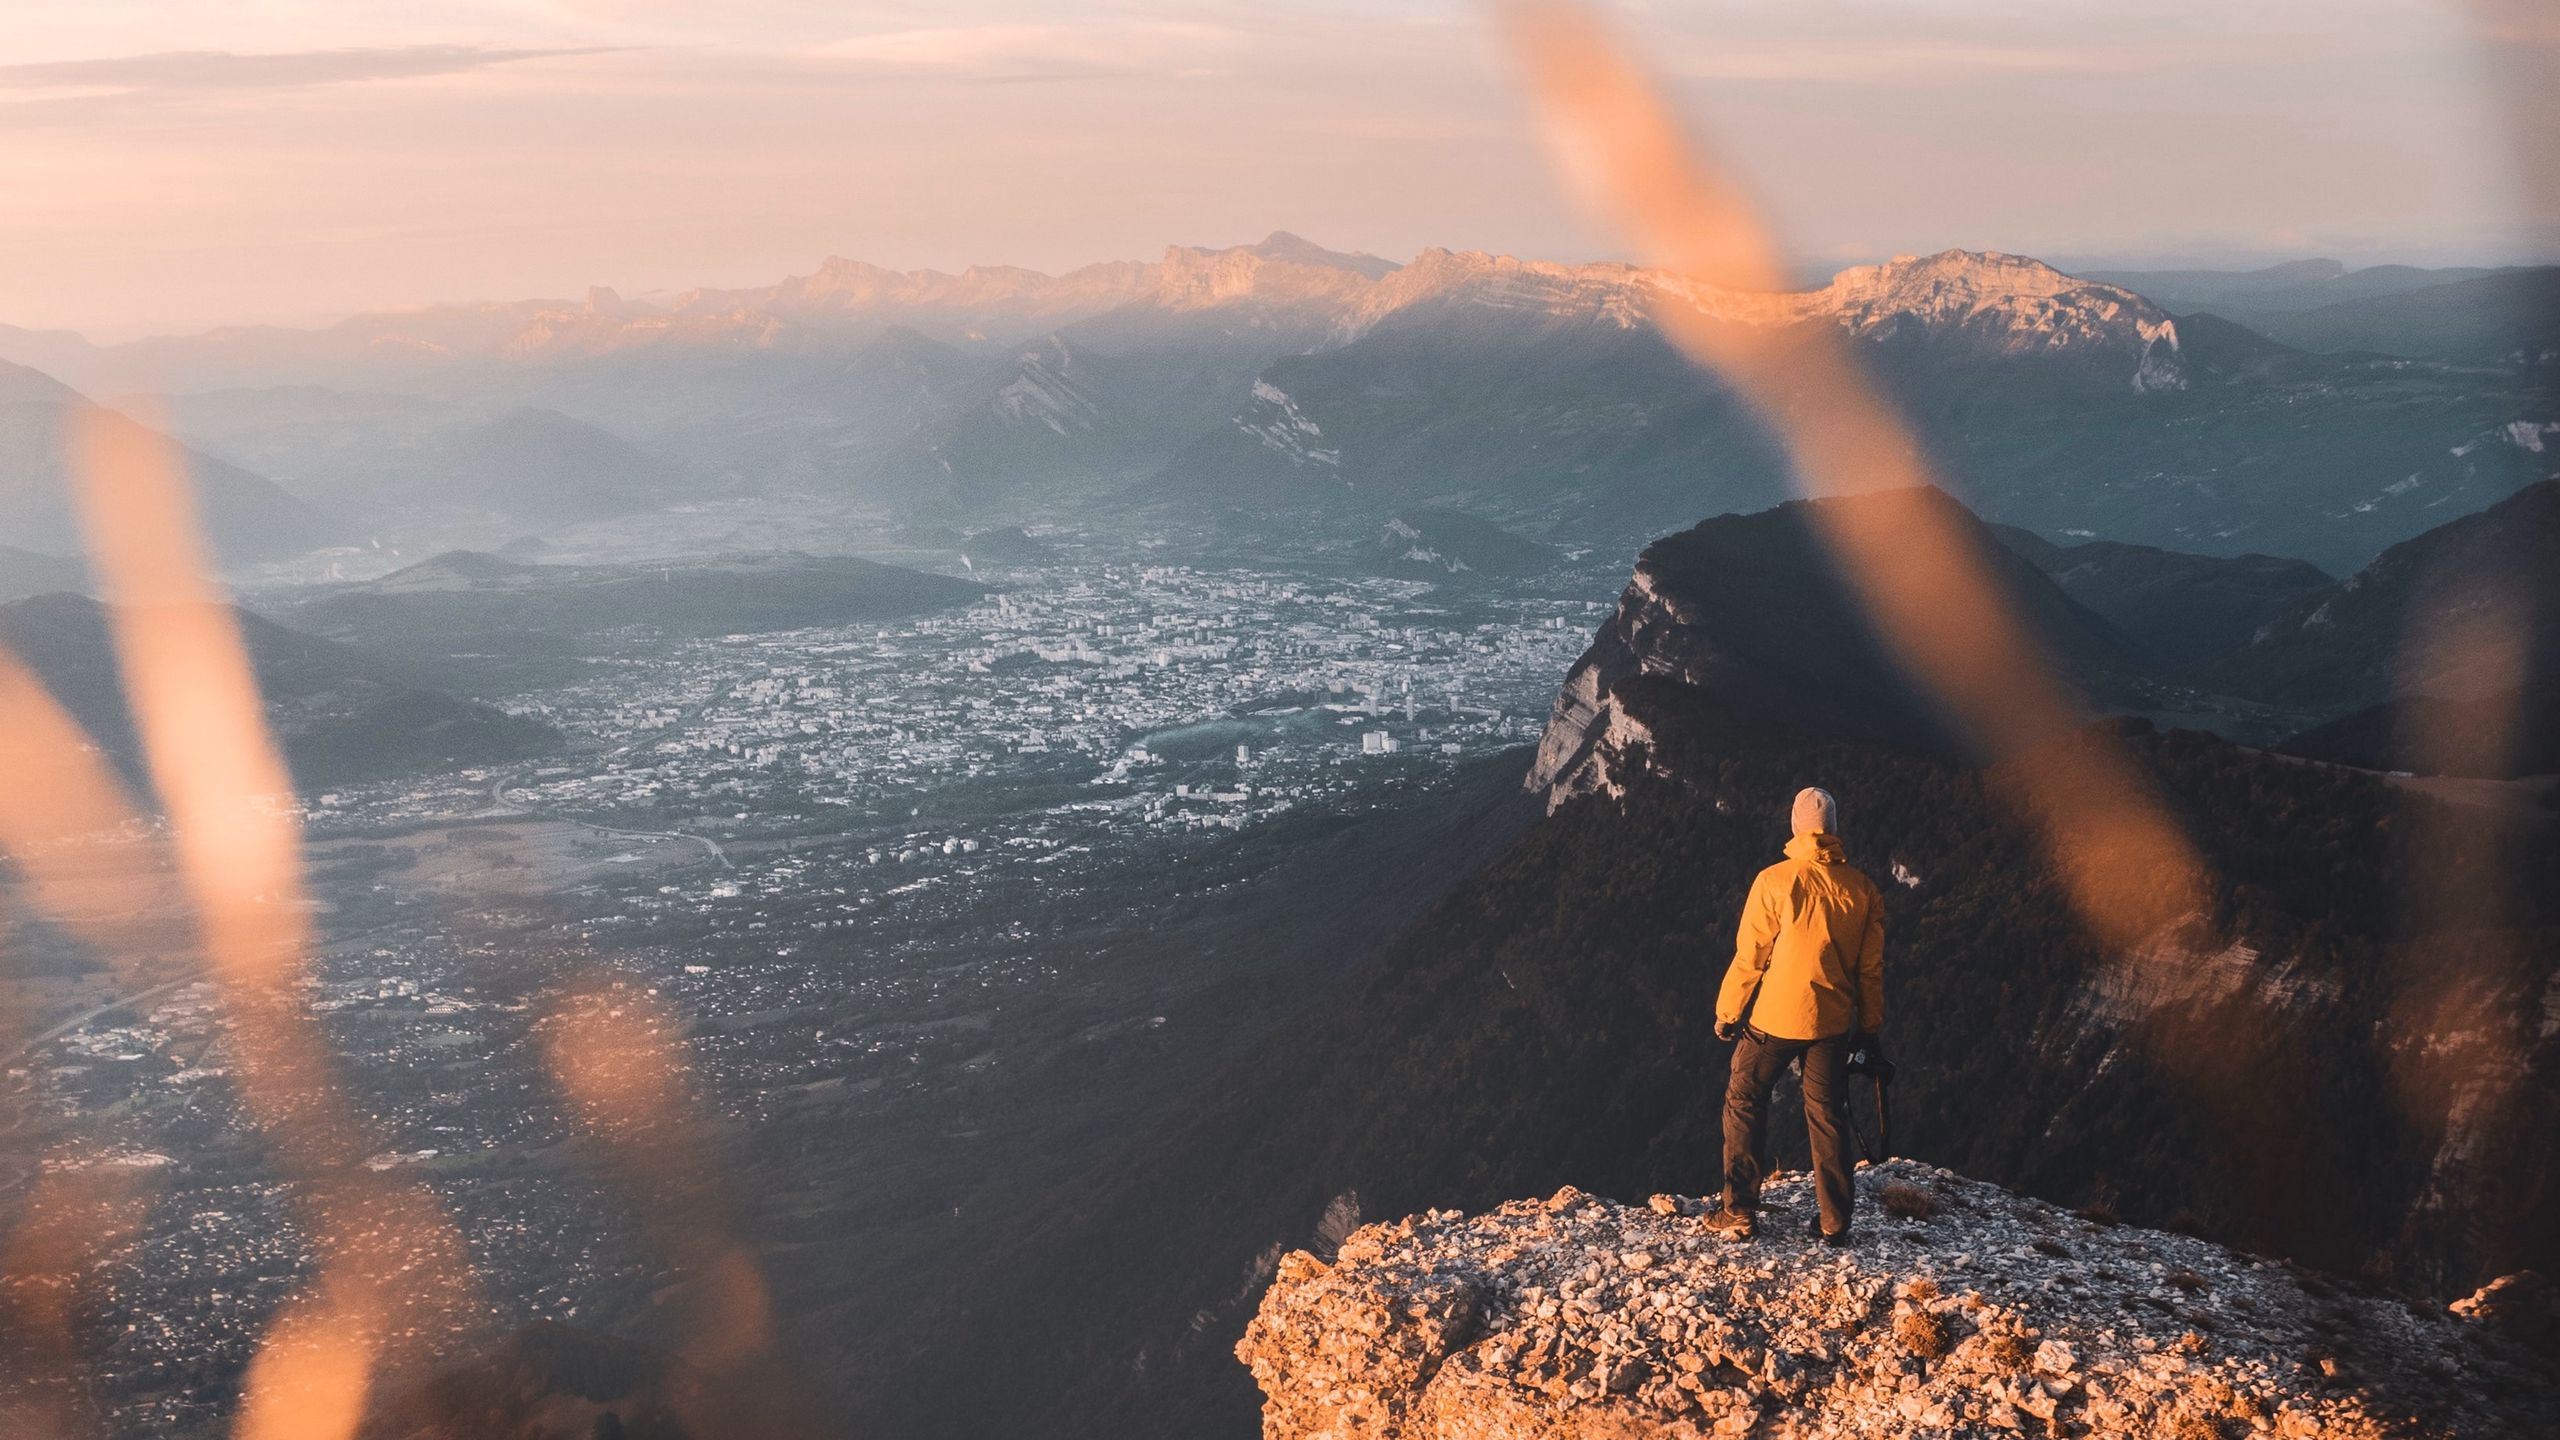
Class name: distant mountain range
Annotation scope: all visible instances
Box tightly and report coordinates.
[0,238,2548,576]
[0,231,1401,392]
[2081,258,2560,366]
[137,390,706,538]
[1139,247,2548,574]
[0,591,558,790]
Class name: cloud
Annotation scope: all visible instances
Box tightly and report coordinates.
[1640,1,2465,86]
[815,21,1248,82]
[0,45,620,95]
[1663,37,2230,84]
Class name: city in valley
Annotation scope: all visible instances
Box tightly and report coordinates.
[0,513,1604,1434]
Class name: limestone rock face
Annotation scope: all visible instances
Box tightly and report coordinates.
[1236,1161,2560,1440]
[1522,564,1710,811]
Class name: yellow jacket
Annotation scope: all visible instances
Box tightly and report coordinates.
[1715,832,1885,1040]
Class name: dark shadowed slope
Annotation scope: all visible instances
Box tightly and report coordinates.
[2280,681,2560,779]
[1988,523,2334,667]
[0,545,91,603]
[435,407,701,525]
[278,549,985,694]
[2199,479,2560,715]
[0,591,560,791]
[1370,509,1558,581]
[871,720,2560,1440]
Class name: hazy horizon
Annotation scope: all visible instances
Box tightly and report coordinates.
[14,230,2560,349]
[4,0,2553,339]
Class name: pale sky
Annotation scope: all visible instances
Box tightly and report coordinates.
[0,1,2546,337]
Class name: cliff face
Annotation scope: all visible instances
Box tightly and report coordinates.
[1238,1161,2559,1440]
[1524,488,2143,810]
[1522,563,1691,809]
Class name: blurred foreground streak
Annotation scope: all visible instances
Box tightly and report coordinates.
[0,409,814,1438]
[538,979,823,1439]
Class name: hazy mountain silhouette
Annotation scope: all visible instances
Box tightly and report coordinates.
[1370,508,1557,581]
[281,548,984,693]
[0,545,91,603]
[0,360,336,565]
[6,243,2544,573]
[2088,260,2560,365]
[0,591,559,790]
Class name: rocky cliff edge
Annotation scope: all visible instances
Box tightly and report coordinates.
[1236,1160,2558,1439]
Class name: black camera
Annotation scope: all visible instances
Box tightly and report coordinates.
[1844,1033,1895,1084]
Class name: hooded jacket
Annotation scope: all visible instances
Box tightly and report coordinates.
[1714,832,1886,1041]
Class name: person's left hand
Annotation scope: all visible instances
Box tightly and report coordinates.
[1715,1019,1740,1044]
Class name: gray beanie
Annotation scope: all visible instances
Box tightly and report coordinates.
[1790,786,1837,837]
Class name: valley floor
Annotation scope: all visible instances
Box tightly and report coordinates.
[0,524,1588,1437]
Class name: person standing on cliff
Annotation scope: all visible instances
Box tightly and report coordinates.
[1701,786,1886,1244]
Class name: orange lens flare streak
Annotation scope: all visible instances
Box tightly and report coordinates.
[0,660,173,1440]
[230,1288,383,1440]
[1498,0,2209,952]
[2383,569,2538,1247]
[0,648,167,975]
[59,403,478,1439]
[540,984,781,1378]
[0,1160,152,1440]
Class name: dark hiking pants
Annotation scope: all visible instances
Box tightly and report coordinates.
[1722,1027,1854,1234]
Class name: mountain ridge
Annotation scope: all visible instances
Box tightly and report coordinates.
[6,243,2178,387]
[11,242,2547,576]
[1526,487,2147,809]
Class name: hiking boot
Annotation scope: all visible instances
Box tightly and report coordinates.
[1701,1204,1756,1240]
[1810,1217,1851,1247]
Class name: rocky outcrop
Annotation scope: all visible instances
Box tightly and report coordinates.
[1522,564,1698,809]
[1523,489,2146,810]
[1237,1160,2560,1439]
